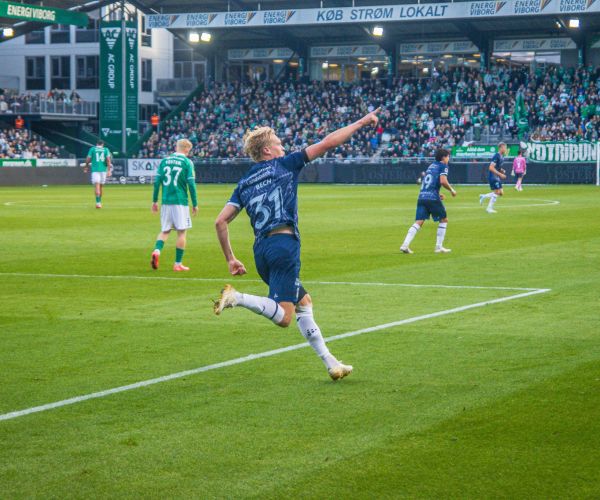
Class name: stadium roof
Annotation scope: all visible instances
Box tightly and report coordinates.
[3,1,600,51]
[130,0,600,52]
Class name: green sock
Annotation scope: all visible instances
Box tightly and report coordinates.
[175,247,184,264]
[95,195,101,203]
[154,240,164,252]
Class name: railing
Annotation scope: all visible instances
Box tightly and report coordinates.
[0,99,97,117]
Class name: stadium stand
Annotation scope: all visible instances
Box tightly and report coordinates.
[139,65,600,160]
[0,127,62,158]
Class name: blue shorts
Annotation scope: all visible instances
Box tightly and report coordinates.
[489,180,503,190]
[254,234,303,303]
[416,198,447,222]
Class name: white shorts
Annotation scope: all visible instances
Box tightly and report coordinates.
[161,204,192,232]
[91,172,107,185]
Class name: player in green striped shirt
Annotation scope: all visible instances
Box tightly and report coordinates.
[151,138,199,272]
[84,140,112,208]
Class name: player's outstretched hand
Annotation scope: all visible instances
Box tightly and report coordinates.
[151,202,159,213]
[229,258,247,276]
[359,107,381,128]
[440,193,446,200]
[192,206,199,216]
[451,189,457,197]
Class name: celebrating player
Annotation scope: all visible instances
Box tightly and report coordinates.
[150,138,198,272]
[400,148,457,254]
[83,139,112,208]
[512,148,527,191]
[212,108,380,381]
[479,142,507,213]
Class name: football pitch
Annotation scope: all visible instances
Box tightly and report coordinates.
[1,183,599,498]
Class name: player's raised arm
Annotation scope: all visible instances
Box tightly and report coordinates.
[305,107,380,161]
[215,204,246,276]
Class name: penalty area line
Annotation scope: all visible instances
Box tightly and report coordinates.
[0,287,550,423]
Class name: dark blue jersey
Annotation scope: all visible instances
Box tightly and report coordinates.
[228,151,308,244]
[489,152,504,183]
[418,161,449,201]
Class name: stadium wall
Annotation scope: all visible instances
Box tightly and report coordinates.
[0,160,596,186]
[189,161,597,185]
[0,167,88,186]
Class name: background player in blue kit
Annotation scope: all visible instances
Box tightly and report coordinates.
[212,108,380,381]
[480,142,508,213]
[400,148,457,254]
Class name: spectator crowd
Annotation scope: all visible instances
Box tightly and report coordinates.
[0,127,62,159]
[140,79,422,160]
[140,64,600,160]
[420,64,600,144]
[3,64,600,161]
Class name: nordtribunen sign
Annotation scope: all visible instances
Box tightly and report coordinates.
[0,1,87,26]
[148,0,600,29]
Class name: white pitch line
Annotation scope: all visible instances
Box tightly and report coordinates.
[4,199,561,209]
[0,287,550,422]
[366,199,561,212]
[0,272,541,291]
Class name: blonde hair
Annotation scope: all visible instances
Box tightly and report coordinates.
[176,138,193,152]
[244,127,276,162]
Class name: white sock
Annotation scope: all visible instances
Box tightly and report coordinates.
[436,222,447,249]
[296,305,339,370]
[488,194,497,209]
[481,193,492,200]
[234,292,285,325]
[402,223,421,248]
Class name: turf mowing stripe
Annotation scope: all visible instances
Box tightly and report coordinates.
[0,288,550,423]
[0,272,541,291]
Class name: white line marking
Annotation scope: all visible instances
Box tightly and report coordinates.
[3,198,561,209]
[453,198,561,209]
[0,288,550,422]
[0,272,540,291]
[377,199,561,211]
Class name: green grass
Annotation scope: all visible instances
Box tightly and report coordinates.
[0,184,599,498]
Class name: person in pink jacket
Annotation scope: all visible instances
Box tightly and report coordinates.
[512,149,527,191]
